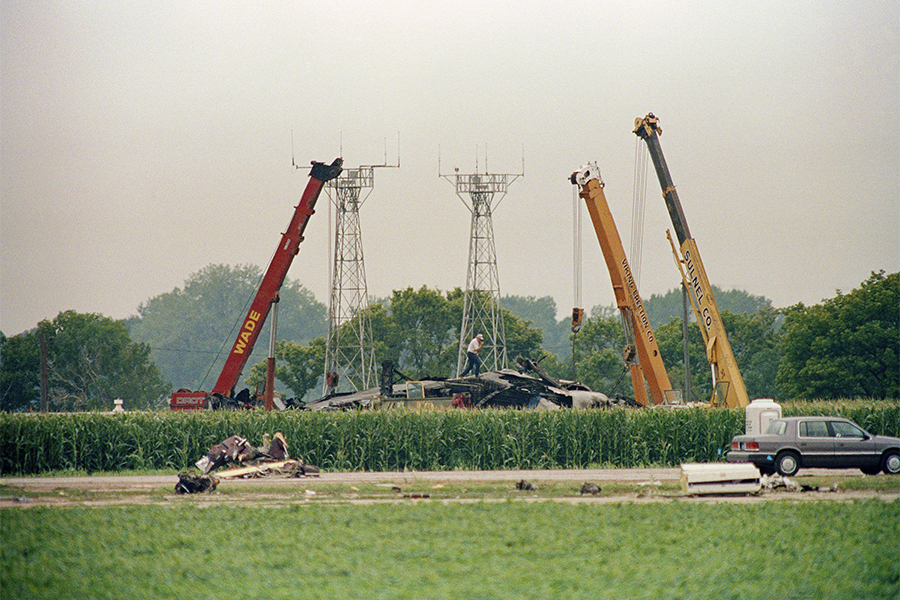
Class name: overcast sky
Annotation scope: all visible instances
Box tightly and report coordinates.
[2,1,898,337]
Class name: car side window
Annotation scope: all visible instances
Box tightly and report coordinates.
[830,421,865,438]
[799,421,829,437]
[765,420,787,436]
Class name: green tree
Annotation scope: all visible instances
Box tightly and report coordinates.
[777,271,899,399]
[726,309,782,400]
[126,264,327,392]
[571,315,633,397]
[246,337,326,401]
[1,311,169,411]
[503,311,544,365]
[502,295,570,358]
[0,332,40,411]
[388,286,458,375]
[644,286,772,328]
[654,317,708,402]
[655,309,782,402]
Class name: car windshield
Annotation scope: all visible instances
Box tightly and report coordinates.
[765,420,787,435]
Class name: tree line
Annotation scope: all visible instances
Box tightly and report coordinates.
[1,268,896,411]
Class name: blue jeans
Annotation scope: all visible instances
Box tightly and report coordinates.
[460,352,481,376]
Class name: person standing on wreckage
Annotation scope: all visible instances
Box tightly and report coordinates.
[460,333,484,377]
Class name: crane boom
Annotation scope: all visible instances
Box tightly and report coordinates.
[633,114,749,408]
[170,158,342,410]
[211,158,343,397]
[571,164,674,406]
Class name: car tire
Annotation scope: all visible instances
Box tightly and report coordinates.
[776,451,801,477]
[881,450,900,475]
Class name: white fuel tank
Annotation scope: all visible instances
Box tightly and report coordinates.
[745,398,782,435]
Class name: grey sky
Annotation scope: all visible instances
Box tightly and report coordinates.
[2,1,898,337]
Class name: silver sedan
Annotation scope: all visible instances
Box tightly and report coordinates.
[726,416,900,477]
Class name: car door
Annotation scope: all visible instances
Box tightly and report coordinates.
[830,420,877,469]
[797,420,833,467]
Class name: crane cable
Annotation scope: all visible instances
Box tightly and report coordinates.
[572,184,583,311]
[631,137,650,288]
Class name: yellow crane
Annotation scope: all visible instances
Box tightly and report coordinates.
[634,114,749,408]
[571,163,675,406]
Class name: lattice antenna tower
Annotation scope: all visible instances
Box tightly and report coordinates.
[440,147,523,376]
[322,144,398,394]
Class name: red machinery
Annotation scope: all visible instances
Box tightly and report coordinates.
[170,158,343,410]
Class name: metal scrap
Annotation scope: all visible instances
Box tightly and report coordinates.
[195,432,292,474]
[580,482,601,495]
[175,472,218,494]
[305,356,637,411]
[761,474,838,493]
[214,459,319,480]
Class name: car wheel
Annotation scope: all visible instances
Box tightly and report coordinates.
[776,451,801,477]
[881,450,900,475]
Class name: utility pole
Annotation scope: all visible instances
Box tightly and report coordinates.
[441,154,522,376]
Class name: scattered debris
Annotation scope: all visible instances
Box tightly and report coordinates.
[175,472,218,494]
[761,474,838,493]
[580,482,601,495]
[515,479,537,491]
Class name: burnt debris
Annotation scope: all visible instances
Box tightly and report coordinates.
[304,356,638,411]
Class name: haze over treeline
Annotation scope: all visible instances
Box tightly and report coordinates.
[1,266,896,411]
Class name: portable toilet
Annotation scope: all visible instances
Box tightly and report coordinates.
[745,398,782,435]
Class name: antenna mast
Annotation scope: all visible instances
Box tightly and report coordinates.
[441,150,522,376]
[323,149,399,395]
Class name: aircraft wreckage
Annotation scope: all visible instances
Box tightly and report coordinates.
[304,357,640,411]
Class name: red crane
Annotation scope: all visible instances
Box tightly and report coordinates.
[170,158,343,410]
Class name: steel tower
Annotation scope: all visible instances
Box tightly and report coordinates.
[323,166,379,394]
[443,167,521,376]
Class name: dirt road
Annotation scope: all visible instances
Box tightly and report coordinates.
[4,467,895,508]
[0,467,679,491]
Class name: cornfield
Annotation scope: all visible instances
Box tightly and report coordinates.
[2,401,898,475]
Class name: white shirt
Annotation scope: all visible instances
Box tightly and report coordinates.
[467,337,483,353]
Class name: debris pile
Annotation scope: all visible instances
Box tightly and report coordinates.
[305,357,639,411]
[177,432,318,494]
[195,432,294,473]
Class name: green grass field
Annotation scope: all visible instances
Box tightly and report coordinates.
[3,500,898,600]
